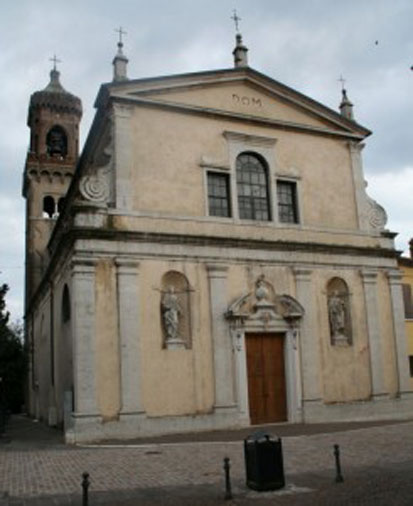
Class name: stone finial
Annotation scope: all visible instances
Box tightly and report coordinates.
[112,27,129,82]
[339,89,354,120]
[233,33,248,68]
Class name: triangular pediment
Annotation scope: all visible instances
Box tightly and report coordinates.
[101,67,370,138]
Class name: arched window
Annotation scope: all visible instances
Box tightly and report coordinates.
[43,195,55,218]
[46,125,67,157]
[236,153,270,221]
[62,285,71,323]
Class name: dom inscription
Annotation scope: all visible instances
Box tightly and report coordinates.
[232,94,262,107]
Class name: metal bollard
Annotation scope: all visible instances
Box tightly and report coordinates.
[333,444,344,483]
[82,472,90,506]
[223,457,233,500]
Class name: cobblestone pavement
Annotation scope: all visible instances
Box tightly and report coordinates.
[1,416,413,504]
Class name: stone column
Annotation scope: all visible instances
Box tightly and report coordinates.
[206,264,235,409]
[294,268,321,402]
[361,270,386,397]
[71,257,99,416]
[387,270,412,395]
[115,258,144,415]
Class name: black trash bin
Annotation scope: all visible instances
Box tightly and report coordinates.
[244,431,285,491]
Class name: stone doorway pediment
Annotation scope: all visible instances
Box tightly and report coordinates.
[225,275,304,329]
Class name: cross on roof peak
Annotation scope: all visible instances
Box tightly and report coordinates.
[231,9,241,34]
[49,54,61,71]
[338,75,346,91]
[115,26,127,45]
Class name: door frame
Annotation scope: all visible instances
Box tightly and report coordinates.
[231,318,303,424]
[245,331,288,424]
[225,276,305,424]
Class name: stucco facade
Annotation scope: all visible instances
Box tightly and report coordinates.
[23,40,413,443]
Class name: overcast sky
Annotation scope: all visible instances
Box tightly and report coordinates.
[1,0,412,321]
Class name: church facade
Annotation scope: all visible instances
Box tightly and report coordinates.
[23,35,413,443]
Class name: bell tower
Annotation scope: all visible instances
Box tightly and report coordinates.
[22,60,82,304]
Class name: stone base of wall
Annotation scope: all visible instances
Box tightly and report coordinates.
[303,393,413,423]
[65,395,413,444]
[66,405,245,444]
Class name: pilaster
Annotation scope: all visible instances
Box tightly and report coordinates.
[285,328,303,422]
[71,256,99,416]
[113,103,133,209]
[115,257,144,415]
[360,269,386,397]
[348,142,369,230]
[206,264,235,409]
[294,268,321,402]
[387,270,412,395]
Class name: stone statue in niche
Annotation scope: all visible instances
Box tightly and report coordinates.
[326,278,352,345]
[161,286,181,342]
[159,271,193,349]
[328,291,346,337]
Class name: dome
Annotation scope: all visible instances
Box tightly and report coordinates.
[28,69,82,122]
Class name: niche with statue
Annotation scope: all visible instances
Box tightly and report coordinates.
[160,271,192,350]
[326,277,352,346]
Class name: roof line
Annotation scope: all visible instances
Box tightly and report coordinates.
[98,66,370,136]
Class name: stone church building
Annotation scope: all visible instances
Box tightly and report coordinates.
[23,33,413,443]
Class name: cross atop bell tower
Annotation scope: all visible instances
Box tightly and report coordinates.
[49,54,61,71]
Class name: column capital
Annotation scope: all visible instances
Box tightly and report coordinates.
[293,267,312,282]
[348,141,365,153]
[206,263,228,279]
[71,256,99,275]
[387,269,403,285]
[360,269,378,283]
[115,257,140,273]
[113,102,133,119]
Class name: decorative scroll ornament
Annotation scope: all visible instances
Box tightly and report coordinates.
[367,197,387,229]
[363,181,388,230]
[79,174,110,202]
[79,121,113,205]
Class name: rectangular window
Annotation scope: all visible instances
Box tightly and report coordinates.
[207,172,231,217]
[402,284,413,319]
[409,356,413,377]
[277,180,299,223]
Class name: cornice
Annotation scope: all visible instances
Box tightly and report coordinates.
[111,94,366,141]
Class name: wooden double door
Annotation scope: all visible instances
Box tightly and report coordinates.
[246,333,287,424]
